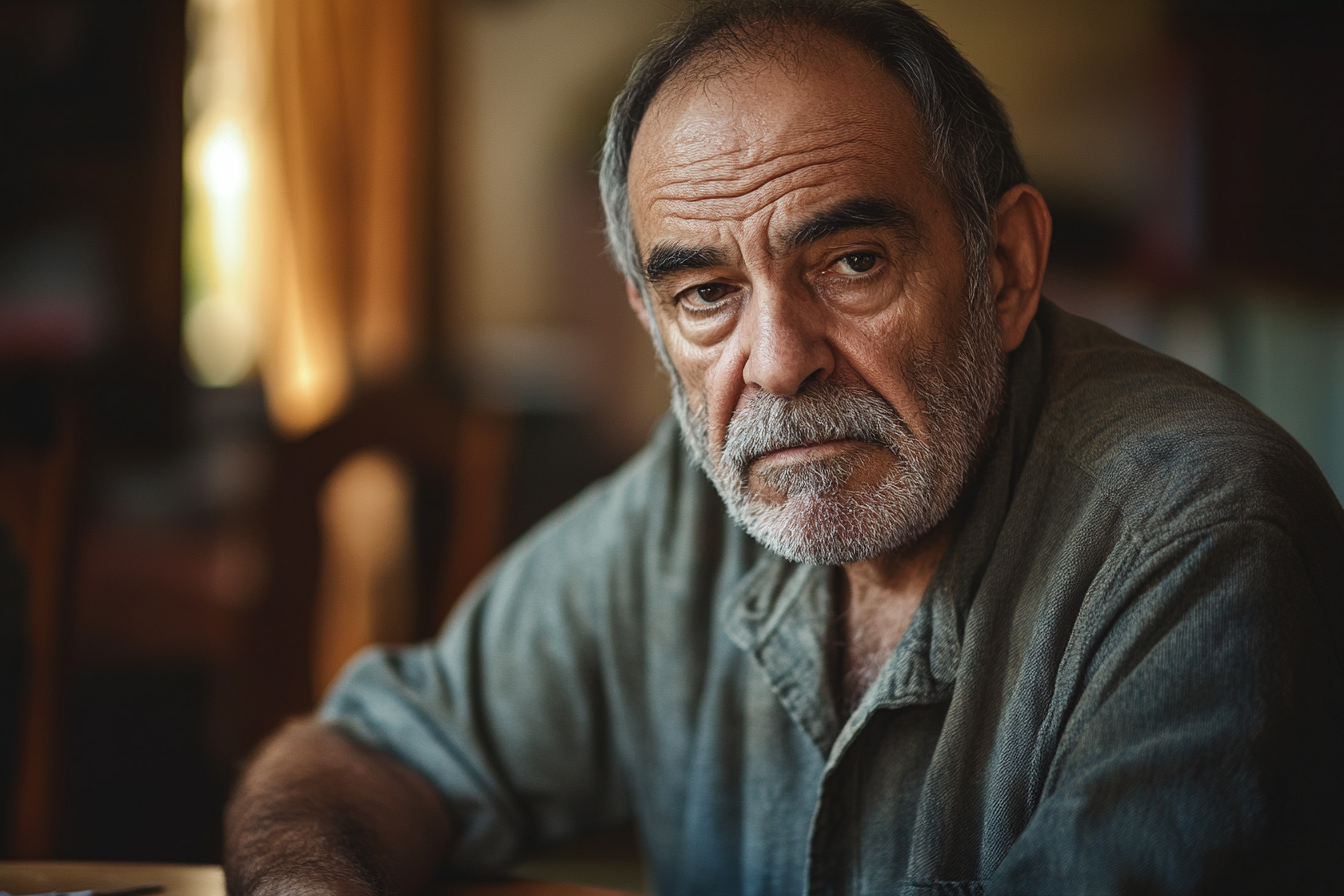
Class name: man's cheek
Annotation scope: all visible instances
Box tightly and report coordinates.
[670,349,718,412]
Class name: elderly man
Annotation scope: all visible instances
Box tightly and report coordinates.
[224,2,1344,893]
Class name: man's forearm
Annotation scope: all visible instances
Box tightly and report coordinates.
[224,718,452,896]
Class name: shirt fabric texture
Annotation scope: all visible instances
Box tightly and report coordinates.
[321,302,1344,895]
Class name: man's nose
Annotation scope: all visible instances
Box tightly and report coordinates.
[739,282,834,396]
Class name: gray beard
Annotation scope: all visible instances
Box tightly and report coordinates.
[667,275,1006,565]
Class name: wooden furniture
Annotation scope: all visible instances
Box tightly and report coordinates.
[0,374,82,859]
[235,384,513,752]
[0,862,636,896]
[0,861,221,895]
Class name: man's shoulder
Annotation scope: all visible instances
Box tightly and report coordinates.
[1032,301,1339,538]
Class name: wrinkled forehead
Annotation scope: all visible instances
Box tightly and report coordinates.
[627,31,932,228]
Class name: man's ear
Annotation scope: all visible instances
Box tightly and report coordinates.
[988,184,1051,353]
[626,278,653,335]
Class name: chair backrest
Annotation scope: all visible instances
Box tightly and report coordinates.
[232,384,513,753]
[0,370,81,859]
[0,523,26,854]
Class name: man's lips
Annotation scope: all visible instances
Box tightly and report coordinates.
[750,438,871,468]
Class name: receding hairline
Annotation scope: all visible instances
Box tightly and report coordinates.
[641,19,905,133]
[627,25,942,275]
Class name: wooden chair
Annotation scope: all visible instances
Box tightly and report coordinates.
[232,387,653,889]
[233,384,513,754]
[0,370,82,859]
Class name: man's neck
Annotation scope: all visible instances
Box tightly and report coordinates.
[835,510,962,713]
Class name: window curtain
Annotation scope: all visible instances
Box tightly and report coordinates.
[255,0,428,436]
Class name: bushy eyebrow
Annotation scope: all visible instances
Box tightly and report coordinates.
[641,196,920,284]
[784,196,921,251]
[644,245,729,284]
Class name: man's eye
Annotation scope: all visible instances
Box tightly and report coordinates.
[685,283,734,306]
[835,252,877,274]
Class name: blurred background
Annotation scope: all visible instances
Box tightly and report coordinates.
[0,0,1340,884]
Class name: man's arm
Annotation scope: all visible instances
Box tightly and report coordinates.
[224,718,453,896]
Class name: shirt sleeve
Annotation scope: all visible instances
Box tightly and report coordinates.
[985,517,1343,894]
[318,459,655,874]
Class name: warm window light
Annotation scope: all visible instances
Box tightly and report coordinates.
[184,116,259,387]
[201,119,249,271]
[183,0,263,390]
[183,0,417,435]
[202,119,248,197]
[184,116,259,388]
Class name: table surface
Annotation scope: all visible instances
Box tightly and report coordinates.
[0,862,637,896]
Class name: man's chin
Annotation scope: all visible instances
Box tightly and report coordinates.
[731,491,913,566]
[745,455,871,502]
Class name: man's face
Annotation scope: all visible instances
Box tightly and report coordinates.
[626,35,1007,564]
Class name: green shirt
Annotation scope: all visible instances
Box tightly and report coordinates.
[323,302,1344,895]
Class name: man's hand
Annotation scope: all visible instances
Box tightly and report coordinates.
[224,718,452,896]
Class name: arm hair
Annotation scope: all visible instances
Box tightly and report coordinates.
[224,718,452,896]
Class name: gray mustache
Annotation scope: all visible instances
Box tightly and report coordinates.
[721,380,907,472]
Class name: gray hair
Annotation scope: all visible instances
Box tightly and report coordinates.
[598,0,1028,298]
